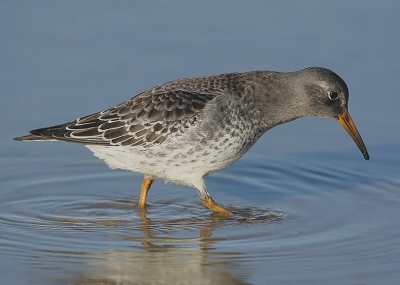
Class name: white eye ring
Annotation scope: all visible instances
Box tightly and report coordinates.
[328,91,339,100]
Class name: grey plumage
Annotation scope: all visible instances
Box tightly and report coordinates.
[14,67,369,215]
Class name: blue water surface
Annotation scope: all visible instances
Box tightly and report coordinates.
[1,1,400,284]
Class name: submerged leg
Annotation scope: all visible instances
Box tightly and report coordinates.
[194,178,234,216]
[138,175,154,209]
[201,197,234,216]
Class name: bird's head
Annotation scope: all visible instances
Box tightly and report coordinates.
[293,67,369,160]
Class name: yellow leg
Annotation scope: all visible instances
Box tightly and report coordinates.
[138,176,154,209]
[201,197,234,216]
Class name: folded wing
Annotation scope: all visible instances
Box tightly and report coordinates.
[14,90,216,148]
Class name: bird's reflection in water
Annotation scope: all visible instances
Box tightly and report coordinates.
[137,207,226,249]
[70,205,283,285]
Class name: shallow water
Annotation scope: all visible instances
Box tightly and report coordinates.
[2,1,400,284]
[1,140,399,284]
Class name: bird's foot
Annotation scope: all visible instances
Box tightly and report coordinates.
[201,197,234,216]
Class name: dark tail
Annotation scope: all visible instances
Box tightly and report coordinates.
[13,113,109,145]
[14,134,55,141]
[13,121,74,142]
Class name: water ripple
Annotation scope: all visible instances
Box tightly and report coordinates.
[1,144,400,284]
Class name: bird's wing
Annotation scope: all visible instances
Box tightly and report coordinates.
[16,90,216,147]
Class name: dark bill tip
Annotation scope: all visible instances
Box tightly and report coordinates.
[337,110,370,161]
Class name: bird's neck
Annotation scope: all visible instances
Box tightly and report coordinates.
[246,71,308,130]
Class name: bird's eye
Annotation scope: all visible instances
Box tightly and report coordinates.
[328,91,339,100]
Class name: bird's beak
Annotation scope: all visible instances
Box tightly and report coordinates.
[337,110,369,160]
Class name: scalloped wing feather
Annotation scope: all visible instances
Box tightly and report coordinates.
[19,90,216,147]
